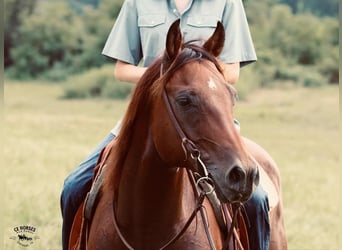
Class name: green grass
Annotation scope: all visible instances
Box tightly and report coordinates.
[3,81,339,249]
[235,86,340,249]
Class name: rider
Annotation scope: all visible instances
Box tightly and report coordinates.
[61,0,270,249]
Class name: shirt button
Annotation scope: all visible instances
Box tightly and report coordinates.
[173,9,177,13]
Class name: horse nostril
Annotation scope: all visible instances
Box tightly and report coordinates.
[227,166,246,185]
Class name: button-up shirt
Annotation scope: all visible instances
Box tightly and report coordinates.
[102,0,257,67]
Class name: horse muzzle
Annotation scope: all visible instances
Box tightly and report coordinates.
[208,162,260,203]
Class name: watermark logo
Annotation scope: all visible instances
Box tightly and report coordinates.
[9,225,40,247]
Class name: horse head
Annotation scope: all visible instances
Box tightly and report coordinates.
[151,20,259,203]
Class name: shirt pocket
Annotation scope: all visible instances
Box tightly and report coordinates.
[138,15,167,61]
[187,15,219,28]
[185,16,219,41]
[138,15,165,28]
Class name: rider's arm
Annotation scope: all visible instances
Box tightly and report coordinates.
[114,60,147,84]
[220,62,240,84]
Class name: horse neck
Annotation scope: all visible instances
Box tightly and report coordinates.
[113,114,195,235]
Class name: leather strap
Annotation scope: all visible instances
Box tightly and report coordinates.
[112,191,207,250]
[84,164,108,221]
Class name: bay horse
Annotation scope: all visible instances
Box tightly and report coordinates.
[69,20,287,249]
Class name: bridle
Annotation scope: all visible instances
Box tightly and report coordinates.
[112,56,244,250]
[161,75,244,249]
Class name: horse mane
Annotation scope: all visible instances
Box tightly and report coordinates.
[105,41,223,193]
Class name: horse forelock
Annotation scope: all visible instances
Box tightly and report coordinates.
[165,42,222,80]
[151,42,224,97]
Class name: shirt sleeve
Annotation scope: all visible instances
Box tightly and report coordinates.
[102,0,142,65]
[220,0,257,67]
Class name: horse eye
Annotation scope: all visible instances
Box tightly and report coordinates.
[176,96,192,107]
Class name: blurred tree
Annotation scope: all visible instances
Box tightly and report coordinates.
[267,6,315,65]
[317,18,339,83]
[72,0,124,69]
[244,0,274,25]
[277,0,338,16]
[4,0,38,67]
[9,2,85,78]
[67,0,100,13]
[6,0,124,79]
[245,3,338,85]
[5,0,338,85]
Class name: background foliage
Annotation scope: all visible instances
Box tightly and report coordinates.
[4,0,339,99]
[3,1,340,249]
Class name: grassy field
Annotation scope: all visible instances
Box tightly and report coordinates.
[3,82,339,249]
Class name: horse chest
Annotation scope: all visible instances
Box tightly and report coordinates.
[87,198,222,250]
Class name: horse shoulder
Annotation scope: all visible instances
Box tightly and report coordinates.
[87,196,120,250]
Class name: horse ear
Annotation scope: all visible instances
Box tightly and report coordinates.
[203,21,225,57]
[165,19,182,62]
